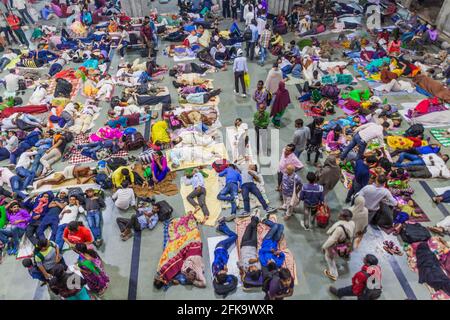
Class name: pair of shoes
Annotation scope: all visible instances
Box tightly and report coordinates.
[237,211,250,218]
[329,286,340,298]
[95,239,103,247]
[383,240,403,256]
[121,232,133,241]
[241,93,247,98]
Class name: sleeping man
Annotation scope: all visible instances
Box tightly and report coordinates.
[169,146,220,168]
[237,215,262,285]
[212,218,238,295]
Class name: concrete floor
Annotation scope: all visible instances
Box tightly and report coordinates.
[0,1,449,300]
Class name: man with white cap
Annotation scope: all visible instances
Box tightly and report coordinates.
[233,48,249,97]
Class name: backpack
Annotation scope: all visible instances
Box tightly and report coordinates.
[334,225,353,259]
[18,79,27,91]
[33,241,57,263]
[107,157,128,171]
[315,203,330,228]
[213,274,238,298]
[361,271,382,300]
[243,27,252,41]
[155,200,173,222]
[212,159,229,173]
[123,132,146,151]
[320,84,340,101]
[13,96,23,106]
[400,223,431,244]
[110,96,121,108]
[404,123,424,138]
[67,187,86,205]
[54,78,73,98]
[95,173,113,189]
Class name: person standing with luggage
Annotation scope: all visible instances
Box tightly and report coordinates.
[0,12,18,46]
[299,172,324,230]
[246,19,259,61]
[183,168,210,224]
[233,49,248,97]
[329,254,382,299]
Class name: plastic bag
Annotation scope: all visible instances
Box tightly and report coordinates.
[244,72,250,89]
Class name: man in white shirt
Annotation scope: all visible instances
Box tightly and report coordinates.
[233,49,248,97]
[340,122,390,160]
[0,131,19,160]
[15,150,38,190]
[0,167,28,199]
[4,69,24,97]
[244,4,255,26]
[404,153,450,179]
[55,194,85,249]
[112,181,136,210]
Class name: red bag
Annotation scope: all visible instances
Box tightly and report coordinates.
[212,159,229,173]
[315,203,330,228]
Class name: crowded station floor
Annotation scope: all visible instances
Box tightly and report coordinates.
[0,0,449,300]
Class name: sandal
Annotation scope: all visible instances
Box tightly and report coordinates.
[428,226,445,236]
[323,269,337,281]
[383,245,393,255]
[392,246,403,256]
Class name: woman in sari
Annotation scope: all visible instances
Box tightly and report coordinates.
[270,81,291,129]
[151,151,170,184]
[74,243,110,296]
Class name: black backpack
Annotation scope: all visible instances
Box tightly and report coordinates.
[404,124,424,138]
[400,223,431,244]
[107,157,128,171]
[140,47,149,58]
[63,131,74,143]
[213,275,238,298]
[18,79,27,91]
[136,83,148,95]
[67,187,86,205]
[155,200,173,222]
[243,27,252,41]
[110,96,121,108]
[54,78,73,98]
[95,173,113,190]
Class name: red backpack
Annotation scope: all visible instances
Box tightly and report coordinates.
[315,203,330,228]
[212,159,229,173]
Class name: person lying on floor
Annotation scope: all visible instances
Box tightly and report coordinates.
[36,165,97,189]
[212,218,238,294]
[36,189,68,245]
[55,195,85,250]
[82,188,106,247]
[169,62,212,77]
[217,164,242,222]
[394,152,449,169]
[77,138,122,160]
[116,201,160,241]
[238,163,276,216]
[172,130,216,147]
[0,201,31,255]
[112,181,136,211]
[106,112,152,129]
[258,215,286,269]
[0,167,29,200]
[237,214,262,284]
[179,88,222,104]
[183,168,210,224]
[0,112,46,131]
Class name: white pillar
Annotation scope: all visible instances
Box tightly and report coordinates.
[435,0,450,35]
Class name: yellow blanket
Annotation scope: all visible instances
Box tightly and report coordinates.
[180,169,222,226]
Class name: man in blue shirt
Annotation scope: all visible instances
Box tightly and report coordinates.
[345,156,377,203]
[217,164,242,221]
[212,218,237,283]
[259,217,285,268]
[184,169,210,224]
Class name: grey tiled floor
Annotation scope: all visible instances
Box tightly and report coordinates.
[0,1,449,300]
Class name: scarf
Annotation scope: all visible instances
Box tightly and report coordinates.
[270,82,291,117]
